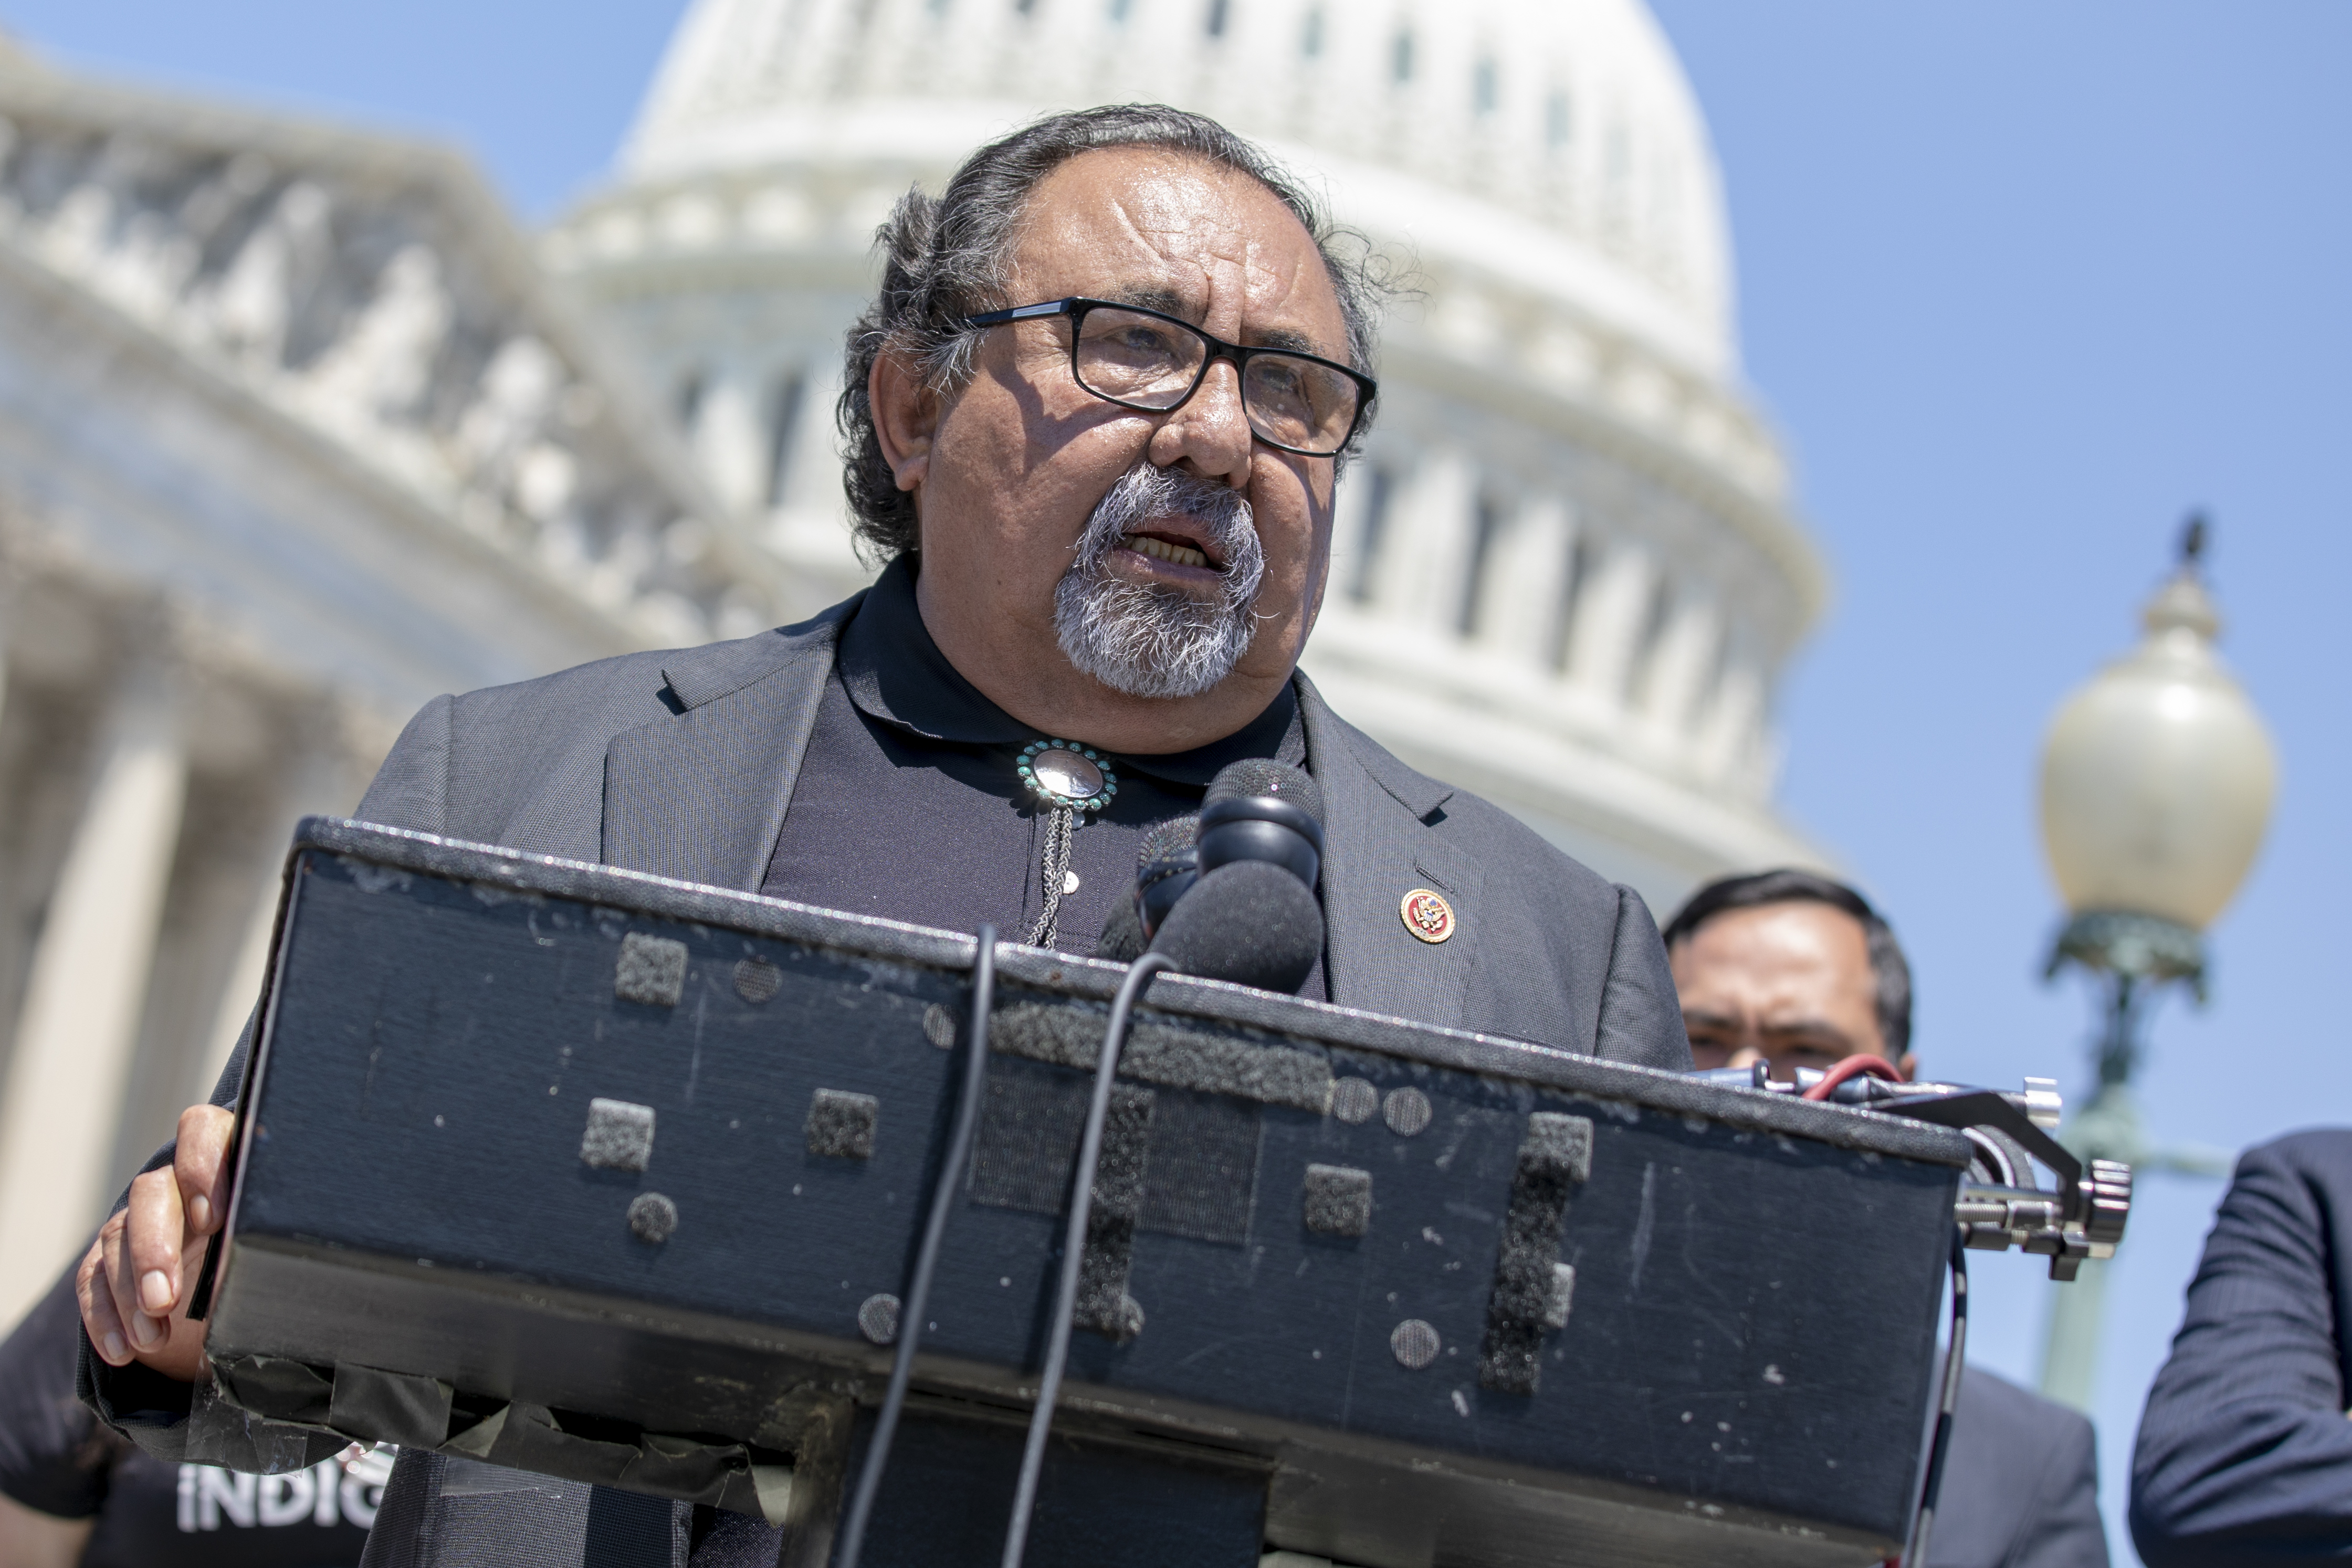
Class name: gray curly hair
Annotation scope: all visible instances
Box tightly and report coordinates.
[836,103,1385,562]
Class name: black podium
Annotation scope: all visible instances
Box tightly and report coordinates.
[197,819,1968,1566]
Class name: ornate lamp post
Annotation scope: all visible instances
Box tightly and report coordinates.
[2035,518,2276,1409]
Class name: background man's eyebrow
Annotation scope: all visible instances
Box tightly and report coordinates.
[1758,1020,1858,1045]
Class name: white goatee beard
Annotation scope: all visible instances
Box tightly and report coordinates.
[1052,461,1266,701]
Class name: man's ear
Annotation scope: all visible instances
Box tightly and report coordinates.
[870,349,940,494]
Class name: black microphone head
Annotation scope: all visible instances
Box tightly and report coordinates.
[1198,763,1323,886]
[1146,860,1323,995]
[1135,813,1201,939]
[1137,814,1200,867]
[1205,759,1324,828]
[1096,890,1148,963]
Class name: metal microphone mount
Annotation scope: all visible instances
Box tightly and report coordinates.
[1689,1067,2133,1280]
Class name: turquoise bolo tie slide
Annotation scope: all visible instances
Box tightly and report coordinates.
[1016,739,1118,813]
[1016,740,1117,947]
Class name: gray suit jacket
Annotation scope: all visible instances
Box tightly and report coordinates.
[355,593,1690,1067]
[87,595,1689,1567]
[1932,1367,2109,1568]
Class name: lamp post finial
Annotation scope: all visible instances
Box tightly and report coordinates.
[2179,512,2208,572]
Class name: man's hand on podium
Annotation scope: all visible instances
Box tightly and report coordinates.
[76,1103,232,1382]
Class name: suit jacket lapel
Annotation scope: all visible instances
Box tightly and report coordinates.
[602,600,855,890]
[1300,675,1486,1032]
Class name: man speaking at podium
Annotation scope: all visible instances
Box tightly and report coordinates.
[72,104,1690,1558]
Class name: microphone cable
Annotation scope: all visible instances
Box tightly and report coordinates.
[1000,951,1177,1568]
[1802,1054,1905,1100]
[1896,1225,1969,1568]
[835,925,1000,1568]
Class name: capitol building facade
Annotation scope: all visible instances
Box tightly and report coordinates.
[0,0,1825,1324]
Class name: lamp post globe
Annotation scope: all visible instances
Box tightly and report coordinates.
[2041,535,2277,941]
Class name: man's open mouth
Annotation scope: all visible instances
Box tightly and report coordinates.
[1122,529,1220,571]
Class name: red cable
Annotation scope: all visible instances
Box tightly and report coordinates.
[1801,1053,1905,1100]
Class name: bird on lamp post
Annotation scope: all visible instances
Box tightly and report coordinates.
[2034,515,2276,1412]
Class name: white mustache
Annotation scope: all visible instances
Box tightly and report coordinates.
[1070,462,1262,593]
[1054,462,1265,700]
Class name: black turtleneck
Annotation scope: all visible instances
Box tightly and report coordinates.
[760,556,1320,991]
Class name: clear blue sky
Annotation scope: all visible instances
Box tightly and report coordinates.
[8,2,2346,1558]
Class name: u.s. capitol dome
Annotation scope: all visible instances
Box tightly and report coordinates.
[545,0,1830,908]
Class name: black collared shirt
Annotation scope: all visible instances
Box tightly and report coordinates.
[760,557,1321,994]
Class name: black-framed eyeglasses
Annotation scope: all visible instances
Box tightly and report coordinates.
[959,297,1376,459]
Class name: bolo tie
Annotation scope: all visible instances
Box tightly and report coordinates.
[1015,738,1119,948]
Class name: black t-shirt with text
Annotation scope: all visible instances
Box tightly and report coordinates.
[0,1271,384,1567]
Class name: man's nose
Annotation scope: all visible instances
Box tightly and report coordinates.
[1152,356,1252,483]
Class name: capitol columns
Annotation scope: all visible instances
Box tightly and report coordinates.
[1693,647,1766,787]
[1471,493,1576,667]
[1637,593,1723,736]
[1563,539,1661,708]
[1370,448,1480,631]
[691,363,771,516]
[196,701,367,1103]
[0,614,189,1325]
[0,555,13,754]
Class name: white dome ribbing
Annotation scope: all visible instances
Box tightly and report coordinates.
[624,0,1737,379]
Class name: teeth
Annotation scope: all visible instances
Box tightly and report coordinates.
[1129,535,1210,569]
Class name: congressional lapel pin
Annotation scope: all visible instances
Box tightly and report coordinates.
[1400,887,1456,944]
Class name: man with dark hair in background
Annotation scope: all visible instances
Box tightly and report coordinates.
[1663,869,2110,1568]
[1663,866,1919,1081]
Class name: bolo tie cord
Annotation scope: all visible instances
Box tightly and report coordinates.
[1028,805,1076,949]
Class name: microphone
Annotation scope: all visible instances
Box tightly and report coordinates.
[1095,815,1196,963]
[1100,761,1326,986]
[1146,860,1322,994]
[1095,891,1146,965]
[1136,813,1202,939]
[1021,857,1320,1558]
[1198,759,1324,888]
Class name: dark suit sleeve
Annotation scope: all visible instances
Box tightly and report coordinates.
[2,1270,120,1519]
[2130,1133,2352,1565]
[78,700,457,1457]
[1591,887,1693,1071]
